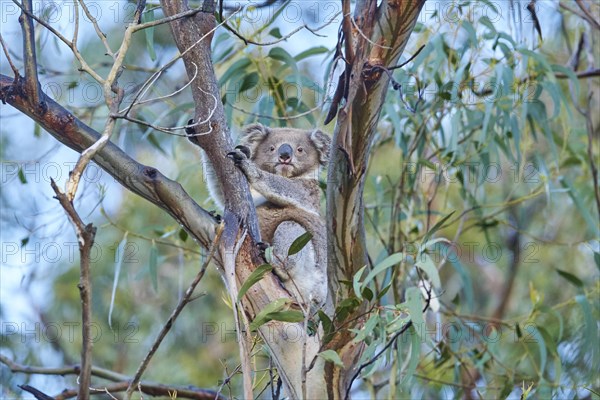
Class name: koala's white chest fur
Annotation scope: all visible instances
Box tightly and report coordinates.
[251,189,267,208]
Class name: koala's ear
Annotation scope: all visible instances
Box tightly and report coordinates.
[239,123,269,155]
[310,129,332,166]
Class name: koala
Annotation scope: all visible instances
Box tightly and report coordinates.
[225,123,331,314]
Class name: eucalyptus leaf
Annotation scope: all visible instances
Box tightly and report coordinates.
[249,298,293,331]
[318,350,344,367]
[360,253,404,294]
[288,232,312,256]
[237,264,273,302]
[415,253,441,289]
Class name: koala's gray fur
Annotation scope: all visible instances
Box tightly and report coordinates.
[225,123,331,314]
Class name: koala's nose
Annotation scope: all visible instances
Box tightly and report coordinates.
[278,144,293,163]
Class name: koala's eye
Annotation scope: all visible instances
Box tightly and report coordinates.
[297,147,304,153]
[270,145,275,152]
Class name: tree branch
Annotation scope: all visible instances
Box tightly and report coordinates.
[575,0,600,30]
[55,382,220,400]
[0,74,219,260]
[1,355,223,400]
[18,0,41,104]
[50,179,97,400]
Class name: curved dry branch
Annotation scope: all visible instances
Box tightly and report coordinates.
[0,74,218,258]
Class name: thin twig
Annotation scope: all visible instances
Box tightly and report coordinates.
[116,85,217,136]
[0,32,19,77]
[0,354,128,381]
[223,11,339,46]
[575,0,600,30]
[78,0,114,57]
[71,0,80,48]
[19,0,41,102]
[298,298,310,400]
[50,179,96,400]
[123,223,224,400]
[214,363,242,400]
[555,68,600,79]
[583,93,600,217]
[471,68,600,98]
[89,386,118,400]
[56,381,221,400]
[118,62,199,114]
[11,0,104,83]
[387,44,426,70]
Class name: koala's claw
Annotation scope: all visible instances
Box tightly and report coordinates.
[256,241,270,262]
[235,145,251,159]
[227,146,251,167]
[208,210,222,223]
[227,151,245,165]
[256,241,269,251]
[185,118,195,135]
[186,119,201,145]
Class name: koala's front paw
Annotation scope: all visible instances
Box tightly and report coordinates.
[227,146,259,180]
[208,210,222,223]
[256,241,270,262]
[226,145,250,166]
[186,119,200,145]
[235,145,251,158]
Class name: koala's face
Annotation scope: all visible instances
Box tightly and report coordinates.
[240,124,331,178]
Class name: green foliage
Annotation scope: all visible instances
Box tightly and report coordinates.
[249,298,304,331]
[237,264,273,302]
[287,231,313,256]
[318,349,344,367]
[213,12,328,128]
[353,1,600,397]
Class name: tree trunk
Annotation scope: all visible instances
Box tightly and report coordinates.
[325,1,425,398]
[159,1,329,397]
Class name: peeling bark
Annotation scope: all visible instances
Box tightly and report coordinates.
[325,1,425,398]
